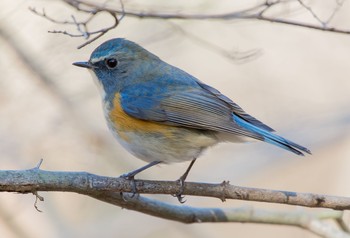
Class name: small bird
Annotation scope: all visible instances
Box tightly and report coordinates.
[73,38,311,198]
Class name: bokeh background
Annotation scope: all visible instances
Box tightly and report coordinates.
[1,1,350,237]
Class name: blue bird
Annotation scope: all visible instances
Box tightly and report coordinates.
[73,38,311,199]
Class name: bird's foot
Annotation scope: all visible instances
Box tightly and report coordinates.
[173,174,187,203]
[120,173,138,198]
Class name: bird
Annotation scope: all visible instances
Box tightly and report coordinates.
[73,38,311,199]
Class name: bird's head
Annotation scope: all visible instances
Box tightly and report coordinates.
[73,38,160,99]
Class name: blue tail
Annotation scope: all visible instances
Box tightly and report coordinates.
[233,115,311,156]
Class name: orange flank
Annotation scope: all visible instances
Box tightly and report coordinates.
[109,93,173,141]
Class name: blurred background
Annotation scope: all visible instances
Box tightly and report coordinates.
[0,0,350,237]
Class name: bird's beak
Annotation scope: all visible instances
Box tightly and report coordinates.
[73,61,94,69]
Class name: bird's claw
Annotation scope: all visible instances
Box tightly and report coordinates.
[120,174,138,198]
[173,177,187,203]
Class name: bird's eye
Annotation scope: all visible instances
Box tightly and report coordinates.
[105,58,118,69]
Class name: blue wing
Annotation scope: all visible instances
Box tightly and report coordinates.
[119,69,310,155]
[197,81,274,132]
[120,84,264,140]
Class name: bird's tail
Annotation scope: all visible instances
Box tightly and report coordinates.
[233,115,311,156]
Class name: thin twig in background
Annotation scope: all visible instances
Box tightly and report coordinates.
[30,0,350,49]
[29,7,121,48]
[168,22,263,64]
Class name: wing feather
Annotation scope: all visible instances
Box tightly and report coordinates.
[120,86,264,141]
[197,81,275,132]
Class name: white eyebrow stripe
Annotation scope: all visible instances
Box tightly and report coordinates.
[90,52,119,64]
[90,56,106,64]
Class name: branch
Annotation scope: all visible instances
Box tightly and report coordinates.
[97,193,347,238]
[63,0,350,33]
[1,165,350,237]
[2,166,350,210]
[30,0,350,48]
[29,7,121,49]
[167,22,263,64]
[255,15,350,34]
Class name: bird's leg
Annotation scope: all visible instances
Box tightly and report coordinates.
[120,161,162,196]
[175,158,197,203]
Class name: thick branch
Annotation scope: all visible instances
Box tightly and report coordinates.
[1,167,350,210]
[1,167,350,237]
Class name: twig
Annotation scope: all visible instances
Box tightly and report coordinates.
[297,0,325,26]
[33,191,44,212]
[76,11,119,49]
[29,7,120,48]
[30,0,350,48]
[325,0,346,25]
[34,159,44,169]
[168,22,263,64]
[254,15,350,34]
[29,7,75,24]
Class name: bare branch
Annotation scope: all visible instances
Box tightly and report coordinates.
[33,191,44,212]
[0,167,349,237]
[1,168,350,210]
[30,0,350,48]
[254,15,350,34]
[30,7,120,48]
[76,11,119,49]
[29,7,76,24]
[96,193,347,238]
[61,0,349,33]
[168,22,263,64]
[297,0,326,26]
[325,0,346,25]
